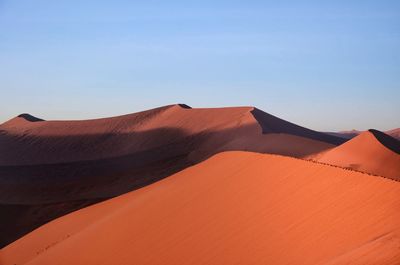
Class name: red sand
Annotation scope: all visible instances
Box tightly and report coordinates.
[0,104,339,165]
[0,105,342,247]
[310,130,400,180]
[2,151,399,265]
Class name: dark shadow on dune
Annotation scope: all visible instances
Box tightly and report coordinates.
[369,129,400,155]
[17,113,44,122]
[0,127,200,247]
[0,107,394,248]
[177,103,192,109]
[0,198,102,249]
[0,127,192,166]
[251,108,346,145]
[0,119,338,247]
[0,126,248,247]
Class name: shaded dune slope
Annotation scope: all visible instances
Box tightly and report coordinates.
[251,108,344,145]
[310,130,400,180]
[370,129,400,154]
[16,114,44,122]
[0,104,344,247]
[1,152,399,265]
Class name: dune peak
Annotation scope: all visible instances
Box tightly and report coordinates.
[250,108,346,145]
[368,129,400,155]
[16,113,44,122]
[311,129,400,179]
[176,103,192,109]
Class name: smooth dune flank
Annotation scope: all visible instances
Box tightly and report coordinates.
[2,152,399,265]
[311,130,400,180]
[0,104,343,247]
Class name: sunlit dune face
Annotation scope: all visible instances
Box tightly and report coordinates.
[312,131,400,180]
[2,152,399,265]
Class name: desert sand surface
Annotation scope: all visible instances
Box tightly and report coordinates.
[310,130,400,180]
[1,151,399,265]
[0,104,344,247]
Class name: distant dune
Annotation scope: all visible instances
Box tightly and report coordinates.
[2,152,399,265]
[0,104,344,247]
[0,104,342,165]
[386,128,400,140]
[325,130,361,139]
[326,128,400,141]
[310,130,400,180]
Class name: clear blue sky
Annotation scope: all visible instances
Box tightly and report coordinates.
[1,0,399,131]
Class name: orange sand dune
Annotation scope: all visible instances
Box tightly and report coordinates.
[1,152,399,265]
[0,104,342,165]
[311,130,400,180]
[0,104,344,247]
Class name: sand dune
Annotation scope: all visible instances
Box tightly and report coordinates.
[327,128,400,141]
[0,104,342,165]
[0,104,344,247]
[386,128,400,140]
[310,130,400,180]
[1,152,399,265]
[325,130,361,139]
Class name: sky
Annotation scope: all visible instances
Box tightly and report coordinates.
[0,0,399,131]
